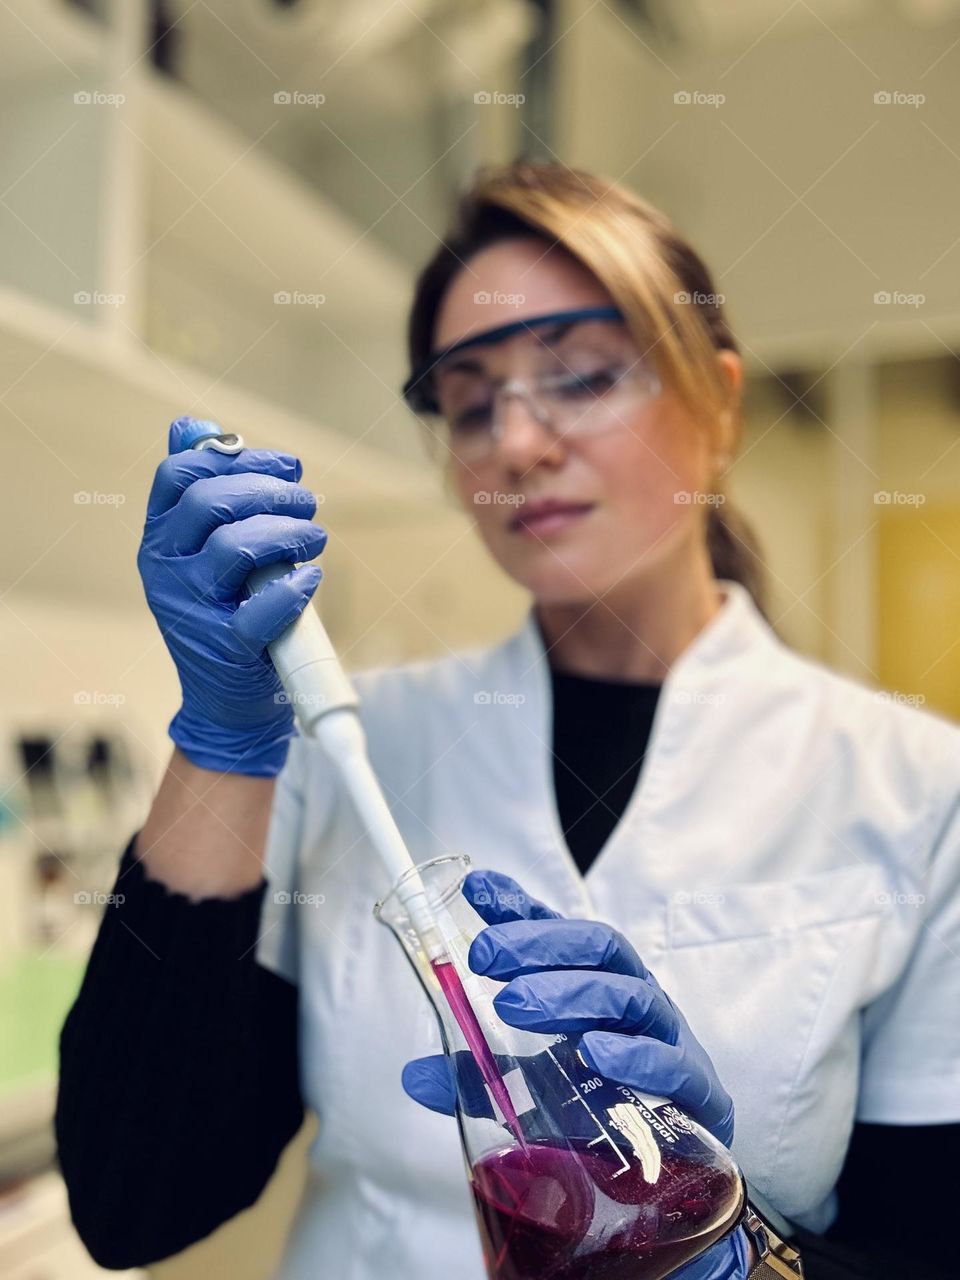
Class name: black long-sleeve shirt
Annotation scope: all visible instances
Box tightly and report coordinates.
[56,670,958,1274]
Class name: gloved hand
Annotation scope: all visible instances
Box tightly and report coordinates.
[403,870,752,1280]
[137,415,328,776]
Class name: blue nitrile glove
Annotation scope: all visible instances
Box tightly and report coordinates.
[403,871,752,1280]
[136,415,328,776]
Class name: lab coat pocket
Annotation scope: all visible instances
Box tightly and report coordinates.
[666,862,889,949]
[659,862,891,1222]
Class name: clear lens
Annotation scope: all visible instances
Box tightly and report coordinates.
[417,318,661,463]
[427,362,659,462]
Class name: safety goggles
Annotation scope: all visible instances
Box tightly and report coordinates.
[401,306,662,464]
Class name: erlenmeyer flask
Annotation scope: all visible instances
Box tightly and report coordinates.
[374,854,746,1280]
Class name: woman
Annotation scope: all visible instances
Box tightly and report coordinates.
[56,162,959,1280]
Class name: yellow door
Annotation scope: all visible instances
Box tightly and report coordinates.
[877,505,960,722]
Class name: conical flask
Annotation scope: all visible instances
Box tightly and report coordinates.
[374,854,746,1280]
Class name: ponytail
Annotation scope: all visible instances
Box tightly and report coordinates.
[707,502,769,620]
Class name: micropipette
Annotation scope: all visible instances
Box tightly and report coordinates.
[181,426,523,1138]
[183,427,438,934]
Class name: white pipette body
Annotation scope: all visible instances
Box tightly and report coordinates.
[190,433,444,955]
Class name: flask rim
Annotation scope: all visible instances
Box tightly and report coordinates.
[372,852,472,922]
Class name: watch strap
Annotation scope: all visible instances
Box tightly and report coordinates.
[748,1256,803,1280]
[744,1205,804,1278]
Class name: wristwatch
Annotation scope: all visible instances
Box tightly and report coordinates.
[743,1203,805,1278]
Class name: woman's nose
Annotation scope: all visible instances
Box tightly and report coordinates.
[492,393,564,469]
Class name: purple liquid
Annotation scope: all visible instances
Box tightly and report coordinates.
[431,958,526,1144]
[471,1140,742,1280]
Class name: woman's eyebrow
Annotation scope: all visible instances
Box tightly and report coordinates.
[525,321,581,352]
[436,353,486,376]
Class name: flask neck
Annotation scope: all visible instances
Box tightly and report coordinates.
[375,854,544,1140]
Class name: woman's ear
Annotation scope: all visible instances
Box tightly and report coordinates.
[715,350,744,463]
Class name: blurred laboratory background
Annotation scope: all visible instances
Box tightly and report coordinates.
[0,0,958,1275]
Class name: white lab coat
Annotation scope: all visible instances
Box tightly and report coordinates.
[256,579,960,1280]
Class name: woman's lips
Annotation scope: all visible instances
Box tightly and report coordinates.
[510,503,595,537]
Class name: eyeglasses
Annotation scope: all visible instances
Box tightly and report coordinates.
[402,307,661,465]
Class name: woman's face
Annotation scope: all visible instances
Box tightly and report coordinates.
[431,237,740,607]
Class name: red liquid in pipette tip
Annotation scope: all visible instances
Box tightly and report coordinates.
[431,958,527,1145]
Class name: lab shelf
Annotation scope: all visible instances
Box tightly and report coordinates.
[0,283,433,498]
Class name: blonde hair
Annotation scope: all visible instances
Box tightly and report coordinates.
[403,160,767,614]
